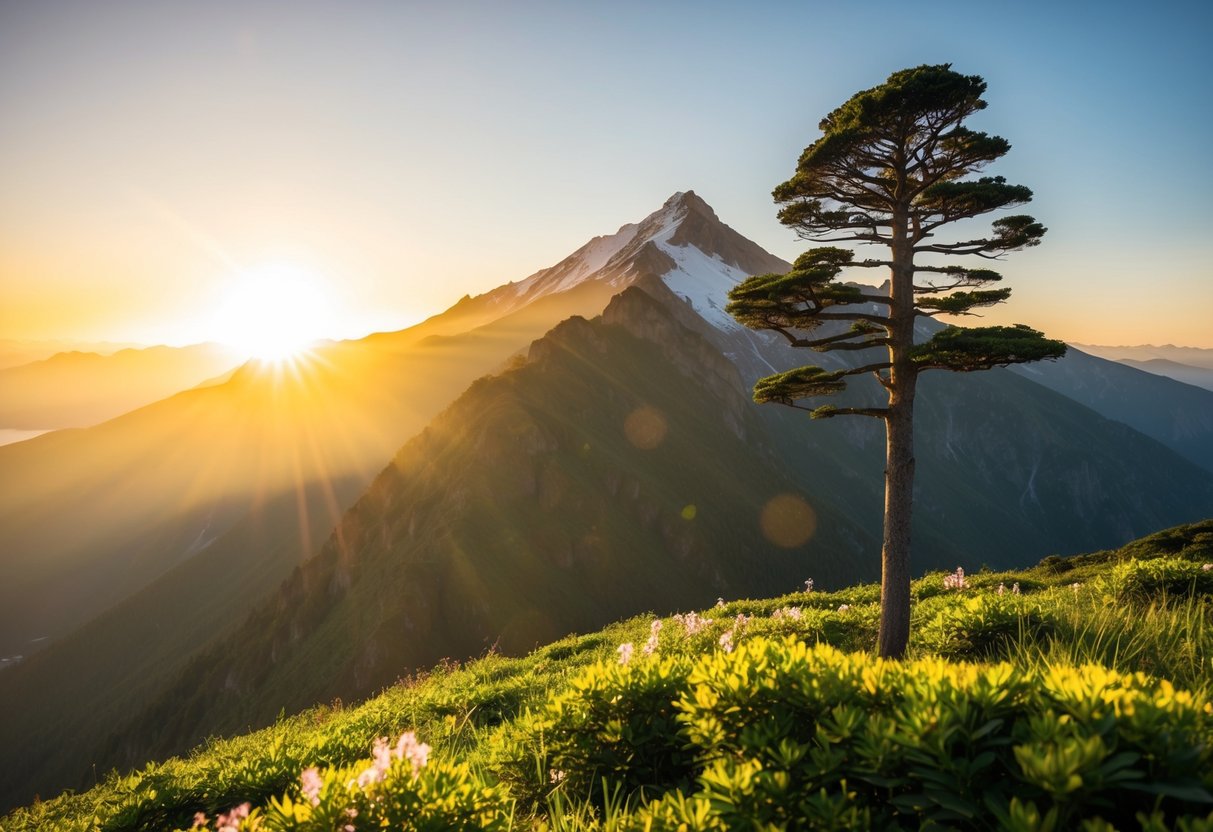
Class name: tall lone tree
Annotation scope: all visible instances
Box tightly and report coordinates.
[727,64,1065,658]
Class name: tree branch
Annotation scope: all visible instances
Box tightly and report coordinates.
[809,404,889,420]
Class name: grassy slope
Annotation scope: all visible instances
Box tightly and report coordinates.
[4,519,1211,831]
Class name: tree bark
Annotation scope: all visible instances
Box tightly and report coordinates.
[878,201,917,659]
[877,375,916,658]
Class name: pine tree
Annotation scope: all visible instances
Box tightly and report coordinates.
[726,64,1065,658]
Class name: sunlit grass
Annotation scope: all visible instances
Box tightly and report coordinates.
[3,521,1211,831]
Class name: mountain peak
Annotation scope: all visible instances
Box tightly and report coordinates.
[463,191,789,330]
[662,189,715,218]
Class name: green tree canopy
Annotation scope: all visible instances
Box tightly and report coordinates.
[727,64,1065,658]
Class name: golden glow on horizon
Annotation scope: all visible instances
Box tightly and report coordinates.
[213,263,332,362]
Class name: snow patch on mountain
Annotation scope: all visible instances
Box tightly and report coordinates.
[656,240,746,331]
[505,221,642,303]
[578,224,641,277]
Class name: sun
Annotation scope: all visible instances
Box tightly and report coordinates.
[213,263,332,362]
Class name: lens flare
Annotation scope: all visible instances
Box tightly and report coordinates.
[760,493,817,548]
[624,405,668,450]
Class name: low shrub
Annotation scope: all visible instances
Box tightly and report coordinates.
[1102,557,1213,600]
[547,639,1213,830]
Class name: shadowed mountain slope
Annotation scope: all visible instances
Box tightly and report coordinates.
[1010,347,1213,472]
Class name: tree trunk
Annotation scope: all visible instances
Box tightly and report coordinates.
[877,374,916,658]
[879,202,917,659]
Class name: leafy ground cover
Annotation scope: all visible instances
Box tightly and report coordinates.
[3,520,1211,831]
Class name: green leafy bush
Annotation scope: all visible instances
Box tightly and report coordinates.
[543,654,696,802]
[1102,557,1213,600]
[916,592,1055,659]
[546,639,1213,830]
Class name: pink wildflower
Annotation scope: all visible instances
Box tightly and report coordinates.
[549,768,567,784]
[674,612,705,636]
[373,736,392,772]
[997,583,1006,596]
[1202,563,1212,572]
[356,765,383,789]
[617,642,634,665]
[643,619,662,655]
[719,629,734,653]
[1071,582,1082,594]
[300,766,322,806]
[773,606,802,621]
[191,812,208,829]
[1012,582,1020,595]
[353,736,393,789]
[394,731,431,776]
[215,803,250,832]
[804,579,814,593]
[716,597,725,608]
[837,604,850,613]
[943,566,967,590]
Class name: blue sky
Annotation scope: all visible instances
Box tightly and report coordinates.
[2,0,1210,346]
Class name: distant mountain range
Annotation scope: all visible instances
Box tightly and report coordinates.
[1072,343,1213,392]
[1114,358,1213,392]
[0,343,240,431]
[2,192,1211,811]
[0,339,145,371]
[1073,343,1213,370]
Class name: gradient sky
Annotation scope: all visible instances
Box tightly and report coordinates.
[2,0,1211,348]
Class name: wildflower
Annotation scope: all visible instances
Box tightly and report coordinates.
[997,583,1006,596]
[719,629,734,653]
[1203,563,1212,572]
[356,764,383,790]
[716,597,725,608]
[643,619,662,655]
[773,606,802,621]
[191,813,208,829]
[674,611,705,636]
[617,642,634,665]
[300,766,322,806]
[734,613,750,629]
[215,803,250,832]
[837,604,850,613]
[942,566,967,590]
[1012,582,1020,595]
[394,730,431,776]
[1071,582,1082,594]
[549,769,567,785]
[804,578,814,593]
[373,736,393,772]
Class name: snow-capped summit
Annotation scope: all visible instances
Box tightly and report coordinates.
[473,191,789,328]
